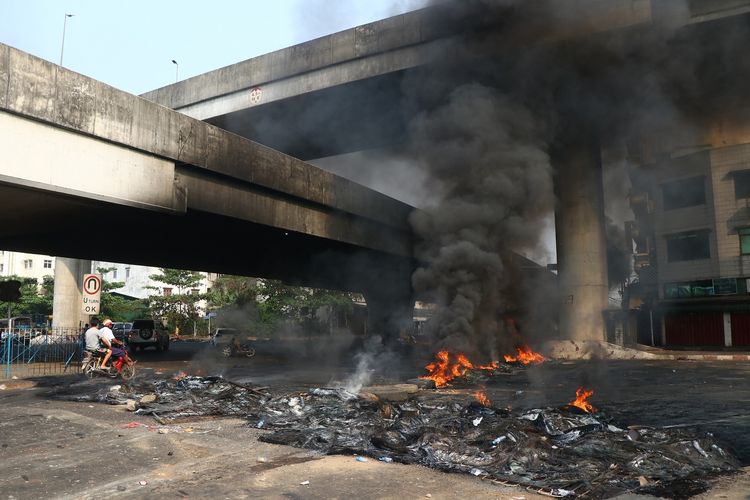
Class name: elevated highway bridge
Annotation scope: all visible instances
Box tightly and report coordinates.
[0,42,415,332]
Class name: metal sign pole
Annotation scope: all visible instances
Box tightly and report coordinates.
[5,303,11,379]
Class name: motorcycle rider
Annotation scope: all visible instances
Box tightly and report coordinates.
[98,319,131,370]
[83,318,102,365]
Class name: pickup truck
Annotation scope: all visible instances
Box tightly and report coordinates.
[127,319,170,352]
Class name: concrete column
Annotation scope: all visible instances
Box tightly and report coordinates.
[52,258,91,329]
[553,134,609,342]
[723,312,733,347]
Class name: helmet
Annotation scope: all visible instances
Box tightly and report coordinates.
[103,319,113,326]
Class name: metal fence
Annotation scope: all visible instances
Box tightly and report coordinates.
[1,327,83,379]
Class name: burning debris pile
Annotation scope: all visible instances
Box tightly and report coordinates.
[252,390,737,498]
[55,376,738,498]
[419,348,546,388]
[53,375,269,421]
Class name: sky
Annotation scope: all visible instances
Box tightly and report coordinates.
[0,0,427,95]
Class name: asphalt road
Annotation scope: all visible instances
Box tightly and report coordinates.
[2,341,749,499]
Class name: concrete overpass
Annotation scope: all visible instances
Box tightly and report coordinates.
[140,0,750,344]
[141,0,750,161]
[0,42,416,333]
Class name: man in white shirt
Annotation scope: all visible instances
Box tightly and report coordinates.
[84,319,101,352]
[82,319,101,367]
[97,319,123,369]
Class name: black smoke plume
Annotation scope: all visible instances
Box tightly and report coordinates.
[402,0,749,356]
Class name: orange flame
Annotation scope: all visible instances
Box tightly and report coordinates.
[569,387,596,413]
[173,370,188,381]
[503,345,546,365]
[420,350,501,388]
[474,390,491,407]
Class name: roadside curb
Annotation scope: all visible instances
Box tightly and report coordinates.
[543,340,750,361]
[658,353,750,361]
[0,379,38,390]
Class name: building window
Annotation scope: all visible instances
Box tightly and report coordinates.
[661,176,705,210]
[43,259,52,269]
[740,228,750,255]
[191,289,200,295]
[112,269,118,280]
[23,259,33,269]
[734,170,750,199]
[125,267,130,279]
[665,279,714,298]
[666,230,711,262]
[0,264,3,273]
[163,288,172,296]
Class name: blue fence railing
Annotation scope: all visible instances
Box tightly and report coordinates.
[1,328,82,378]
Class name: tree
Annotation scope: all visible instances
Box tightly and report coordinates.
[0,275,53,320]
[255,279,356,333]
[206,275,258,310]
[146,268,205,333]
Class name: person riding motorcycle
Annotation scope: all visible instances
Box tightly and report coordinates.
[83,318,104,366]
[98,319,133,370]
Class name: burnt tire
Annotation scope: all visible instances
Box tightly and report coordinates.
[244,347,256,358]
[121,364,135,380]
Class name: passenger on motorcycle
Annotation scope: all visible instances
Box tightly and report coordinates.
[83,318,104,364]
[98,319,131,370]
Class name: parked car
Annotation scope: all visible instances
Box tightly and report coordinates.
[112,322,133,342]
[211,328,239,346]
[127,319,170,352]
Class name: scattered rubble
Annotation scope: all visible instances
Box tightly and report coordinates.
[52,376,739,498]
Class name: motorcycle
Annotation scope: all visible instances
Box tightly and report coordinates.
[82,350,136,380]
[222,338,256,358]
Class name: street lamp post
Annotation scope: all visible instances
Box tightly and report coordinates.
[172,59,179,83]
[59,13,74,66]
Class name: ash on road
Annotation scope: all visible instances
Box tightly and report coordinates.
[1,342,748,499]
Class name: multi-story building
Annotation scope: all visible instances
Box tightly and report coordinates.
[0,251,55,283]
[628,141,750,348]
[94,261,216,315]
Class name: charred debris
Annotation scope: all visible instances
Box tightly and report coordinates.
[54,371,739,499]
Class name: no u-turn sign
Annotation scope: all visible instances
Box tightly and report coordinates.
[82,274,102,315]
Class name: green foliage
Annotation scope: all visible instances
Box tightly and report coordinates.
[255,279,355,330]
[202,275,356,335]
[146,268,205,333]
[0,275,53,319]
[206,275,258,310]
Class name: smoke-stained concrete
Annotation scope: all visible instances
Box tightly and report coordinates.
[553,132,608,342]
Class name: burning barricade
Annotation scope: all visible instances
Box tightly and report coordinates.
[54,374,739,498]
[419,347,546,388]
[249,388,737,498]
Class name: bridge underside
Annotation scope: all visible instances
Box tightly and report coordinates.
[0,181,413,294]
[204,71,411,161]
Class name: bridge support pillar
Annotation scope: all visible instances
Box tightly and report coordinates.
[52,258,91,329]
[553,133,608,342]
